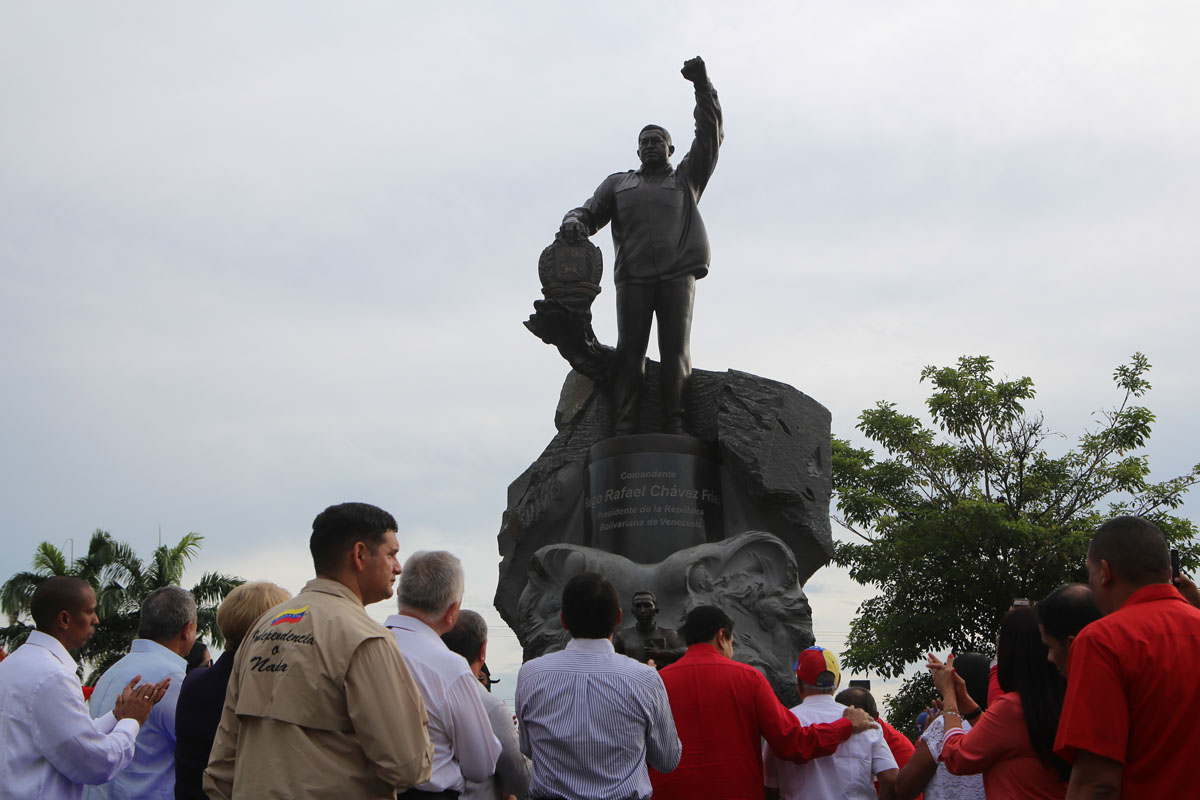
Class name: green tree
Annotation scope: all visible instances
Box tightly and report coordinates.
[832,354,1199,735]
[0,529,242,683]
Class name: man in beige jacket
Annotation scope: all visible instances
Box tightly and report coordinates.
[204,502,433,799]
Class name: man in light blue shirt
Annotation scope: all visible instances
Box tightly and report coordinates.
[86,585,197,800]
[516,572,681,800]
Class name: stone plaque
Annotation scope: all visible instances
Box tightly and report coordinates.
[585,434,723,563]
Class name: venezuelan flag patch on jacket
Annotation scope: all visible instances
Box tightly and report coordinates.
[269,605,310,626]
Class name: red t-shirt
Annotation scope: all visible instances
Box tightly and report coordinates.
[879,720,915,768]
[941,691,1066,799]
[650,643,852,800]
[1053,583,1200,796]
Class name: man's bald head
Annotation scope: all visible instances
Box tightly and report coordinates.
[31,577,93,631]
[1089,516,1171,587]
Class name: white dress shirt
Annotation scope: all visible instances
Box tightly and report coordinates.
[85,638,187,800]
[515,637,681,800]
[763,693,897,800]
[462,681,531,800]
[384,614,501,793]
[0,631,140,800]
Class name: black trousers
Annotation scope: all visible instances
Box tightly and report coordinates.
[613,274,695,434]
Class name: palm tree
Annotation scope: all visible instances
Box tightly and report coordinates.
[0,529,242,683]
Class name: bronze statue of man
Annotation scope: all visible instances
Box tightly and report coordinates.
[613,590,687,667]
[560,56,723,435]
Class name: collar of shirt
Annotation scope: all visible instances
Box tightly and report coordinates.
[129,638,187,669]
[24,630,78,673]
[301,577,367,606]
[674,642,723,663]
[382,613,441,642]
[566,637,616,654]
[1122,583,1188,609]
[635,165,676,177]
[799,693,840,710]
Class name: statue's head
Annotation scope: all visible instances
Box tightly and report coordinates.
[637,125,674,169]
[632,590,658,624]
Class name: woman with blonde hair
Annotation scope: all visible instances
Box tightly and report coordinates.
[173,581,290,800]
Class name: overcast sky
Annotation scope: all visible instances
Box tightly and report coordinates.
[3,2,1198,710]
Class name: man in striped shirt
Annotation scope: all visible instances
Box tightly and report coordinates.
[515,572,681,800]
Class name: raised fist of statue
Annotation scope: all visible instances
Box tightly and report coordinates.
[681,56,707,84]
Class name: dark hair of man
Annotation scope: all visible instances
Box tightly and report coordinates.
[31,576,92,631]
[442,609,488,664]
[138,585,197,641]
[835,686,879,720]
[639,124,672,147]
[1035,584,1102,641]
[952,652,992,712]
[1089,516,1171,586]
[309,502,398,575]
[997,606,1071,780]
[680,605,734,646]
[186,639,209,672]
[560,572,620,639]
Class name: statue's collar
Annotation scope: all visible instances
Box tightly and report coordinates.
[636,165,675,177]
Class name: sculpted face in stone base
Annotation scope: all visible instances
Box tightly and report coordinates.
[613,591,686,666]
[515,532,816,704]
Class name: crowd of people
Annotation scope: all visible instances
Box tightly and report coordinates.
[1,507,1198,800]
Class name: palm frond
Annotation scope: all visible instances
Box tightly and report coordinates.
[169,533,204,566]
[190,571,244,608]
[0,621,34,652]
[0,572,44,622]
[74,530,116,581]
[195,606,224,648]
[31,542,69,576]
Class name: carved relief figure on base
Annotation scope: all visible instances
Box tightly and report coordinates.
[613,590,687,667]
[514,532,815,705]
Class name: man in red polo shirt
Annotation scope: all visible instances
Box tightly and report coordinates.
[1054,516,1200,799]
[650,605,876,800]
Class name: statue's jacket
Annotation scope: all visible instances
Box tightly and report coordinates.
[567,81,723,287]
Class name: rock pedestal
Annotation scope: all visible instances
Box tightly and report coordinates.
[495,362,834,704]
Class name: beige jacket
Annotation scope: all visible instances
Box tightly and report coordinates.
[204,578,432,799]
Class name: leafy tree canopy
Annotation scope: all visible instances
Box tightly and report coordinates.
[0,529,242,683]
[832,354,1199,732]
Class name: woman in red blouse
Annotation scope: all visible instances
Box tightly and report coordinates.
[930,607,1070,800]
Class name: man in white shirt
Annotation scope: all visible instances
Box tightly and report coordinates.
[441,609,532,800]
[385,551,501,800]
[764,646,898,800]
[0,577,167,800]
[86,585,197,800]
